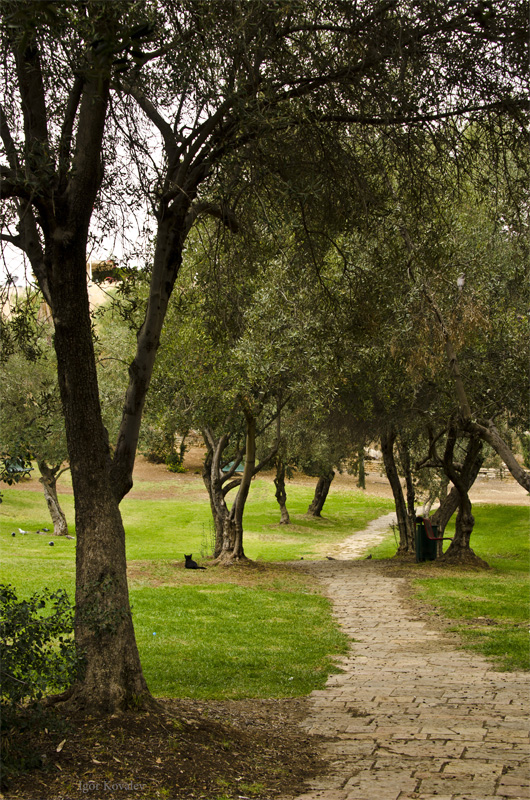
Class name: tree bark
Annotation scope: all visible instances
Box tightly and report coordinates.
[37,461,68,536]
[466,419,530,492]
[202,407,279,565]
[110,215,187,500]
[201,448,225,556]
[51,241,152,712]
[10,36,152,713]
[396,437,415,521]
[274,460,290,524]
[228,409,256,561]
[307,470,334,517]
[211,407,257,564]
[380,429,415,555]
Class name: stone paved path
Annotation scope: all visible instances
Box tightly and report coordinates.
[285,518,530,800]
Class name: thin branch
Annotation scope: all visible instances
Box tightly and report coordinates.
[58,74,84,183]
[120,81,178,165]
[0,102,20,171]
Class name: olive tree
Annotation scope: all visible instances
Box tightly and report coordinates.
[2,0,525,711]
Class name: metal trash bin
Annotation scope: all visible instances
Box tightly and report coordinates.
[415,516,438,562]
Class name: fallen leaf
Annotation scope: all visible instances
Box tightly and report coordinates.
[54,763,62,771]
[92,759,102,764]
[156,757,162,764]
[56,739,66,753]
[113,756,121,763]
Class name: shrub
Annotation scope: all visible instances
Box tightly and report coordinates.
[165,452,186,473]
[0,584,80,706]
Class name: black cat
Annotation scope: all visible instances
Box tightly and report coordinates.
[184,554,206,570]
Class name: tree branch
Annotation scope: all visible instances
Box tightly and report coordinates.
[14,40,49,149]
[58,74,84,184]
[120,81,178,166]
[184,201,239,234]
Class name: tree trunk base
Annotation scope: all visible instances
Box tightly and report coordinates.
[437,547,490,569]
[395,546,415,558]
[211,552,254,567]
[51,683,159,716]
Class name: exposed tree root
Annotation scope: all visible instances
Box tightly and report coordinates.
[437,548,490,569]
[46,684,159,717]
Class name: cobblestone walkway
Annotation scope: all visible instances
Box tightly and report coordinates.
[286,520,530,800]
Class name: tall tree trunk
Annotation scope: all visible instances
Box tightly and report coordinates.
[381,429,415,555]
[11,29,152,714]
[201,428,244,562]
[307,470,334,517]
[274,460,290,524]
[110,217,187,500]
[37,461,68,536]
[51,244,151,712]
[202,449,225,556]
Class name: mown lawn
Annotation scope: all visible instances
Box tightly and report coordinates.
[1,477,527,693]
[1,477,390,699]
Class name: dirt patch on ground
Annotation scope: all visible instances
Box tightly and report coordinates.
[127,558,321,592]
[7,446,528,505]
[3,697,323,800]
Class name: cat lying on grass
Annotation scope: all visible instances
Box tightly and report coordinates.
[184,554,206,570]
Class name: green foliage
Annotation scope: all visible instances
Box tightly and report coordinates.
[0,321,68,474]
[0,584,80,706]
[0,452,33,492]
[165,453,186,473]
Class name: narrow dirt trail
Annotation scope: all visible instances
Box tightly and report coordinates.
[282,519,530,800]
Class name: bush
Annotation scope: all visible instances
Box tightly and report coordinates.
[0,584,80,706]
[165,452,186,473]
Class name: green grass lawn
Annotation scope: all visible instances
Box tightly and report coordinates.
[371,504,530,672]
[0,477,388,699]
[1,477,527,697]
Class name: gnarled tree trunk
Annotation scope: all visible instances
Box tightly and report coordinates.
[431,435,484,534]
[37,461,68,536]
[201,428,247,564]
[438,428,488,568]
[307,470,334,517]
[216,408,256,564]
[274,460,290,524]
